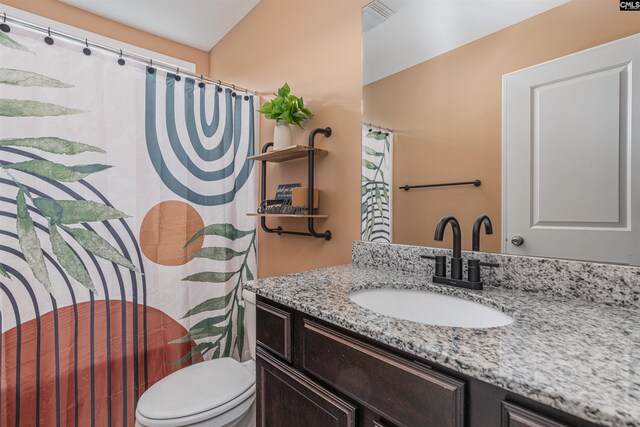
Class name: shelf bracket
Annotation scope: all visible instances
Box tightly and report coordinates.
[259,127,332,240]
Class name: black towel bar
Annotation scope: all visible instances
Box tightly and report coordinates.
[399,180,481,191]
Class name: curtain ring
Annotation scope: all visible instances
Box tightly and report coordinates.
[45,27,54,45]
[147,58,155,74]
[198,75,205,88]
[118,49,125,65]
[0,13,9,33]
[175,67,181,81]
[244,87,249,101]
[232,84,236,97]
[83,38,91,55]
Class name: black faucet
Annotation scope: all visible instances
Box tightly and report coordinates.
[472,214,493,252]
[434,215,463,279]
[422,214,499,291]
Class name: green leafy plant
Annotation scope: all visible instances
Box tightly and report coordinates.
[0,32,136,290]
[172,223,256,364]
[257,82,313,128]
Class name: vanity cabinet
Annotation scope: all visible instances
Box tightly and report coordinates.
[255,297,597,427]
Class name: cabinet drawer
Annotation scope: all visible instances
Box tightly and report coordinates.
[502,402,568,427]
[256,301,292,362]
[303,321,465,427]
[257,347,356,427]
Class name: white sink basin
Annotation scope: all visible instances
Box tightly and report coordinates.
[349,288,513,328]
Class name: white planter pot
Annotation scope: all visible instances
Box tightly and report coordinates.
[273,120,292,150]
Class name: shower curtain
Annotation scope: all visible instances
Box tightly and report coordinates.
[0,24,256,426]
[361,126,392,242]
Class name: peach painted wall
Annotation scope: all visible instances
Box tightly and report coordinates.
[1,0,210,74]
[363,0,640,253]
[209,0,368,278]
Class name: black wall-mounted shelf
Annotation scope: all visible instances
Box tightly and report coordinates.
[248,127,332,240]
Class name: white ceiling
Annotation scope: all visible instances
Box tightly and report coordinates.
[59,0,260,51]
[363,0,570,85]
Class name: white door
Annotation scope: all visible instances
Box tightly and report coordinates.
[503,34,640,265]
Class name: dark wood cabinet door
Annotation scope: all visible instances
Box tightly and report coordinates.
[302,320,465,427]
[257,347,357,427]
[256,301,293,362]
[502,402,569,427]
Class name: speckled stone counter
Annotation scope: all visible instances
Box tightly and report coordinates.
[245,243,640,426]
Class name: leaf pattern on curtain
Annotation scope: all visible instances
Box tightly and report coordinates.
[0,32,135,293]
[172,224,256,363]
[362,127,393,242]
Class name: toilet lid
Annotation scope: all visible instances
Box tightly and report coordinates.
[137,357,255,421]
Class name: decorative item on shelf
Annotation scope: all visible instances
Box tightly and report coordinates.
[258,183,301,214]
[257,83,314,151]
[263,205,310,215]
[292,187,319,214]
[274,183,301,201]
[259,198,286,213]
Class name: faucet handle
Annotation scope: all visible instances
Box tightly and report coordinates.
[468,259,500,283]
[479,261,500,268]
[420,254,447,277]
[434,255,446,277]
[468,259,481,283]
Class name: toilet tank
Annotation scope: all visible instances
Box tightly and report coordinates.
[241,289,256,360]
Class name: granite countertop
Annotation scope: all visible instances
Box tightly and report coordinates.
[245,264,640,427]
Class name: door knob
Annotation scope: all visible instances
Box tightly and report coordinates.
[511,235,524,246]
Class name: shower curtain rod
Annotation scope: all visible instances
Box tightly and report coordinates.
[1,12,258,95]
[363,122,393,133]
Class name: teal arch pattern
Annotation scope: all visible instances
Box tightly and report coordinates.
[145,71,255,206]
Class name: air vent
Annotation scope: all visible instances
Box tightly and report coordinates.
[362,0,395,32]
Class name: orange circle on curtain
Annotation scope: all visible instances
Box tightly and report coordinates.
[139,200,205,266]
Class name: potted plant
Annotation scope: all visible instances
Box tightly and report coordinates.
[257,83,314,150]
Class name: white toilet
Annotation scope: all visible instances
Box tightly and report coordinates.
[135,290,257,427]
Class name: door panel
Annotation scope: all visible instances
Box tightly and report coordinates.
[256,347,357,427]
[302,320,465,427]
[503,34,640,264]
[533,65,624,225]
